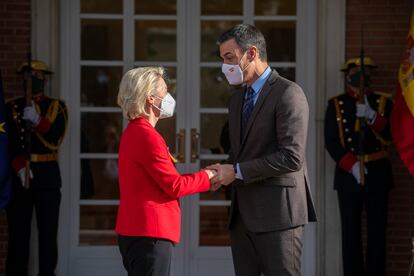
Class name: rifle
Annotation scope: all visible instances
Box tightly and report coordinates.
[23,52,32,189]
[358,24,366,186]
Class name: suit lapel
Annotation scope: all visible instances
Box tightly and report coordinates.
[238,70,279,157]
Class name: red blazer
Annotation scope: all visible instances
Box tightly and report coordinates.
[115,117,210,243]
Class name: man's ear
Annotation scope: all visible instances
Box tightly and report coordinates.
[248,47,257,61]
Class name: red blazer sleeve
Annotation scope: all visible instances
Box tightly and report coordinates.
[139,127,210,198]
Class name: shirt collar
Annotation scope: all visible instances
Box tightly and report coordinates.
[250,66,272,94]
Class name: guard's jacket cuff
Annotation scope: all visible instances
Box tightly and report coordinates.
[370,114,387,132]
[34,117,51,134]
[12,155,25,173]
[339,153,357,172]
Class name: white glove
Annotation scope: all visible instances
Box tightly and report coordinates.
[17,168,33,187]
[23,106,40,126]
[350,161,367,184]
[356,96,376,124]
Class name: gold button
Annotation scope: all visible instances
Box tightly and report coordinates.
[351,147,355,151]
[345,128,349,132]
[20,137,24,140]
[339,101,344,105]
[347,137,352,142]
[342,119,347,123]
[341,110,344,113]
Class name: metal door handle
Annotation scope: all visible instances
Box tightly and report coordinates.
[176,128,185,163]
[191,128,200,163]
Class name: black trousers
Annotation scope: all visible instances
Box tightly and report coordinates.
[6,185,61,276]
[337,189,388,276]
[118,235,173,276]
[230,212,303,276]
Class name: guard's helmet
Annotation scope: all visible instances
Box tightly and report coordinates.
[17,60,52,74]
[341,57,377,72]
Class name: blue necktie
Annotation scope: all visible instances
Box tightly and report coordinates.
[241,87,255,136]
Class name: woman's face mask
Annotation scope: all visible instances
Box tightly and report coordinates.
[151,93,176,119]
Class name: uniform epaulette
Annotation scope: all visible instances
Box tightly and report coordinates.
[328,93,346,102]
[373,91,392,98]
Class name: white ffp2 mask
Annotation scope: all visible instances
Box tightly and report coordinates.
[152,93,176,119]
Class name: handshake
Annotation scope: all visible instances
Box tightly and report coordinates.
[203,164,236,192]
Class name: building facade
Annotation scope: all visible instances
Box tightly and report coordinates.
[0,0,413,275]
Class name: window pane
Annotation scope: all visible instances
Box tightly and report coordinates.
[81,113,123,153]
[201,0,242,15]
[255,0,296,16]
[81,19,123,60]
[135,0,176,15]
[79,205,117,246]
[200,114,228,155]
[255,21,295,62]
[80,159,119,200]
[199,206,230,246]
[81,0,122,14]
[81,66,123,107]
[201,21,241,62]
[275,67,295,81]
[200,67,232,108]
[135,21,176,61]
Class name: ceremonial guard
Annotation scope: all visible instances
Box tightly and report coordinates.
[5,60,67,276]
[324,57,393,276]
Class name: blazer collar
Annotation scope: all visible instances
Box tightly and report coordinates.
[236,69,280,156]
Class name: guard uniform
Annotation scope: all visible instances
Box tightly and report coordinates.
[324,57,393,276]
[5,60,67,276]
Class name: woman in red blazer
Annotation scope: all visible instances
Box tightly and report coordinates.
[116,67,216,276]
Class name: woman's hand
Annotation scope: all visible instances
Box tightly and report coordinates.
[204,169,217,180]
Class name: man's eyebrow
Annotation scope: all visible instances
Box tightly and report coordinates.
[223,52,233,58]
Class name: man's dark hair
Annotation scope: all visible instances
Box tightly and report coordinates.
[217,24,267,61]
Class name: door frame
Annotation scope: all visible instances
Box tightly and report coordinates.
[53,0,347,275]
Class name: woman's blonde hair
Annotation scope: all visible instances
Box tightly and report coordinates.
[117,67,167,120]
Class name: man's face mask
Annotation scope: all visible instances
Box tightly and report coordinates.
[221,51,250,85]
[151,93,176,119]
[347,71,371,88]
[32,76,45,94]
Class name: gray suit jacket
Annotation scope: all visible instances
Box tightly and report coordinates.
[227,69,317,232]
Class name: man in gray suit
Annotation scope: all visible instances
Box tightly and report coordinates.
[209,24,317,276]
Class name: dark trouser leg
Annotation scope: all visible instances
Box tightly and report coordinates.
[365,192,388,276]
[118,236,172,276]
[5,186,34,276]
[35,189,61,276]
[337,190,364,276]
[253,226,304,276]
[229,212,261,276]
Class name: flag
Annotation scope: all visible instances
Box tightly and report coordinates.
[390,8,414,177]
[0,70,11,208]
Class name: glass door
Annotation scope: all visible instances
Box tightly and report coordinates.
[63,0,313,275]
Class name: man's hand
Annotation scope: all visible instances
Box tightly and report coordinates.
[23,106,40,126]
[350,161,367,184]
[17,167,33,187]
[356,96,376,124]
[207,163,236,189]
